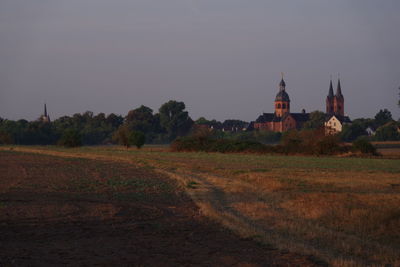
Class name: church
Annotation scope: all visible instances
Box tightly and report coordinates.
[324,79,351,134]
[252,76,310,132]
[251,75,350,133]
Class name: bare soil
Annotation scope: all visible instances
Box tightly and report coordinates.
[0,151,319,266]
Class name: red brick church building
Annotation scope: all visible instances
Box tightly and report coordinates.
[252,76,309,132]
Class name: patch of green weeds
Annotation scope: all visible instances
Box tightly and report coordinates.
[187,181,199,189]
[232,168,270,175]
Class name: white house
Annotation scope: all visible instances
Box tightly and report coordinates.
[325,115,351,135]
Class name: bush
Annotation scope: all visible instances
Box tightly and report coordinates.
[58,129,82,147]
[112,126,131,148]
[278,129,344,155]
[352,138,378,155]
[0,130,13,144]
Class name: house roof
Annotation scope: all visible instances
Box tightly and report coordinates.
[325,114,351,123]
[289,113,310,122]
[255,113,277,123]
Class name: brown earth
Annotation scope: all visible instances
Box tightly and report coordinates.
[0,151,320,266]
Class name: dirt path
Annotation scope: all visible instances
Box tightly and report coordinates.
[0,147,322,266]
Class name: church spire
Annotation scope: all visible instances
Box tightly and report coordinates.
[279,72,286,91]
[328,78,334,98]
[336,78,343,98]
[44,103,47,117]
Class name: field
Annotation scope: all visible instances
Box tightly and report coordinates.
[1,145,400,266]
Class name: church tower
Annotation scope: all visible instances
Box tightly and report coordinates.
[333,78,344,116]
[326,78,344,117]
[275,75,290,117]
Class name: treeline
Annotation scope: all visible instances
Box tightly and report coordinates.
[340,109,400,142]
[0,100,194,146]
[0,101,399,147]
[0,100,253,146]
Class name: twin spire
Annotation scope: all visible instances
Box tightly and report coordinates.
[327,76,343,99]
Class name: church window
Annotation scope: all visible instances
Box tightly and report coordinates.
[282,103,286,109]
[277,104,281,108]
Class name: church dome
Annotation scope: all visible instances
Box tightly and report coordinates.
[275,90,290,102]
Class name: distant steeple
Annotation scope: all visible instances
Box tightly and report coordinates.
[39,103,51,123]
[278,72,285,90]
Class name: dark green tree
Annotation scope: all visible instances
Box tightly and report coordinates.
[340,122,366,142]
[159,100,193,140]
[125,105,156,133]
[195,117,210,125]
[374,109,393,127]
[302,111,325,129]
[374,122,400,141]
[106,113,124,128]
[129,131,146,149]
[58,129,82,147]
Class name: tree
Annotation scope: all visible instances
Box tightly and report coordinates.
[374,109,393,127]
[0,130,13,144]
[125,106,155,132]
[373,122,400,141]
[340,122,366,142]
[195,117,209,125]
[159,100,193,140]
[302,111,325,129]
[352,138,377,155]
[58,129,82,147]
[129,131,145,149]
[106,113,124,128]
[113,126,131,148]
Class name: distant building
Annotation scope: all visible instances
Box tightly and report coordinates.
[365,126,376,136]
[252,76,309,132]
[324,79,351,135]
[39,103,51,123]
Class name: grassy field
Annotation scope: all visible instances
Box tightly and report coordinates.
[1,145,400,266]
[1,149,319,266]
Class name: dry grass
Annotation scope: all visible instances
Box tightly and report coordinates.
[2,145,400,266]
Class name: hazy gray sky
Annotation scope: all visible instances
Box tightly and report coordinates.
[1,0,399,121]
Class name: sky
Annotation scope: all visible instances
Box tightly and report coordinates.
[1,0,399,122]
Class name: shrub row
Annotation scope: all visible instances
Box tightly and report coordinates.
[170,137,274,153]
[172,128,379,156]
